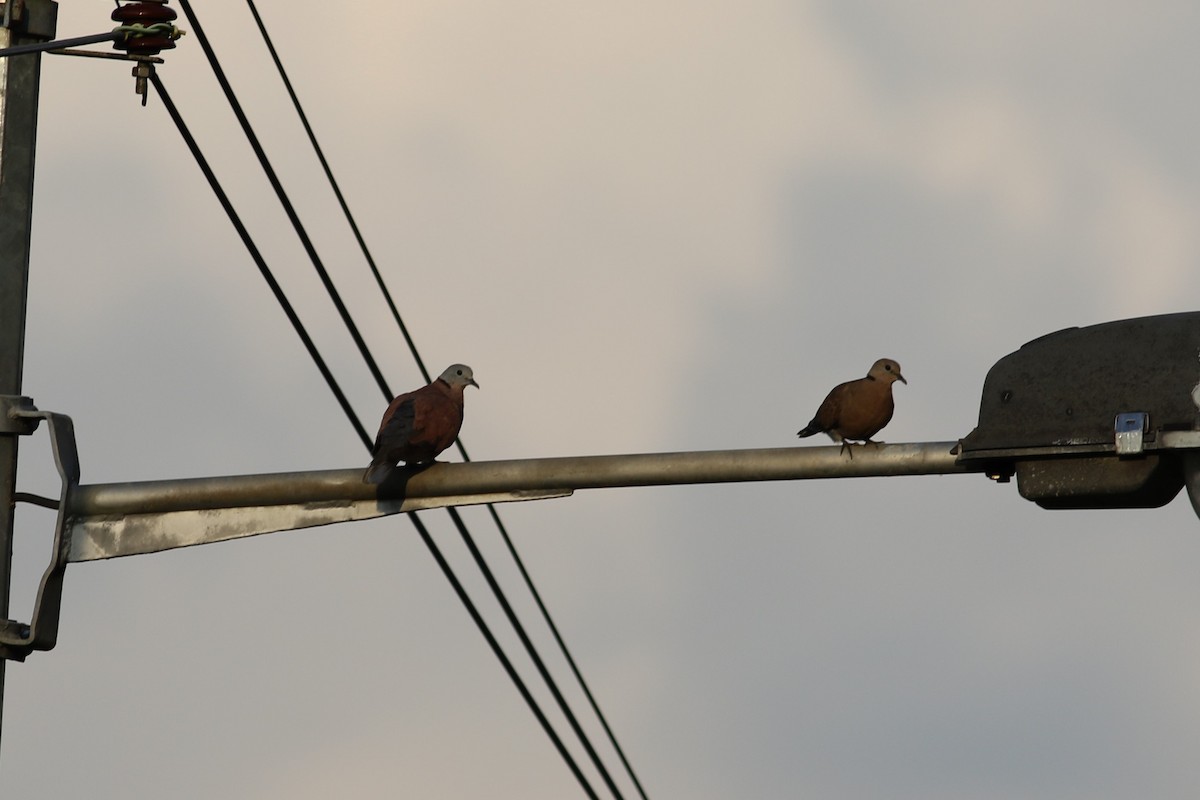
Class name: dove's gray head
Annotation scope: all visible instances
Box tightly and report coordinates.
[868,358,906,385]
[439,364,479,389]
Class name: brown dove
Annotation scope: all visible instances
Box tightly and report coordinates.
[363,364,479,484]
[797,358,906,453]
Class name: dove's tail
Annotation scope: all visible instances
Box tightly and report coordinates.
[796,420,824,438]
[362,459,393,485]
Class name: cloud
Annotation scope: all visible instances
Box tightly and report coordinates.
[10,2,1200,799]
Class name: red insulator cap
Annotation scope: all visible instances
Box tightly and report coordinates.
[112,2,178,24]
[113,34,177,55]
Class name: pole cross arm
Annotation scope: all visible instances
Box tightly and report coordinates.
[67,469,572,563]
[65,441,970,565]
[1,423,969,661]
[12,414,1200,661]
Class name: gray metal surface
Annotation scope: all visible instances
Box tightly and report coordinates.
[69,488,571,562]
[1184,452,1200,520]
[73,442,969,514]
[956,312,1200,508]
[960,312,1200,457]
[366,441,971,495]
[1016,454,1184,510]
[64,442,970,562]
[0,30,117,57]
[0,0,56,749]
[0,409,76,657]
[0,394,37,433]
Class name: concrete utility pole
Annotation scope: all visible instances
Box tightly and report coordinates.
[0,0,57,755]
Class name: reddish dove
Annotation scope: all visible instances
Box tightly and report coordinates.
[363,364,479,484]
[797,358,906,454]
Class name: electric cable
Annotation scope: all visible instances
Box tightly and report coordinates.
[147,69,372,451]
[408,511,602,800]
[180,4,638,796]
[241,0,429,387]
[0,31,120,58]
[493,506,653,800]
[171,3,642,793]
[150,69,601,800]
[240,5,650,797]
[175,0,395,401]
[445,505,626,800]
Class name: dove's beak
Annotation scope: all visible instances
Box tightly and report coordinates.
[897,374,907,385]
[469,378,480,389]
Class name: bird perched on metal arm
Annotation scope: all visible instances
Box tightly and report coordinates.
[797,358,906,456]
[363,364,479,484]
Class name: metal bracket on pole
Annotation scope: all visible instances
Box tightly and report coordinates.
[0,0,57,39]
[1,0,23,31]
[0,406,77,661]
[0,394,38,434]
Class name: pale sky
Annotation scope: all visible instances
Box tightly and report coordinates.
[8,1,1200,798]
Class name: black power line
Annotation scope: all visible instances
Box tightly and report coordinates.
[240,0,430,386]
[179,1,646,795]
[493,507,653,800]
[239,4,650,798]
[445,505,627,800]
[408,512,602,800]
[158,0,626,784]
[175,0,395,401]
[149,69,602,800]
[146,70,372,451]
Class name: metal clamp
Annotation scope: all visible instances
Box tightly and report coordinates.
[1,0,22,30]
[1115,412,1149,456]
[0,394,39,434]
[0,408,78,661]
[1,0,56,37]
